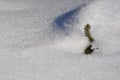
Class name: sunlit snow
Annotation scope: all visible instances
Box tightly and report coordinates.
[0,0,120,80]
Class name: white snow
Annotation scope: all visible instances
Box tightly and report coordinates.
[0,0,120,80]
[77,0,120,55]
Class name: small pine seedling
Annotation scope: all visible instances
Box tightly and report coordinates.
[84,24,95,55]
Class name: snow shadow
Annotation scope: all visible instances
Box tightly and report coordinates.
[53,7,81,35]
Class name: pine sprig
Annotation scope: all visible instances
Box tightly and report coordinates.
[84,24,95,55]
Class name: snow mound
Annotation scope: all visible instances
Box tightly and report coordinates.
[76,0,120,55]
[0,0,120,80]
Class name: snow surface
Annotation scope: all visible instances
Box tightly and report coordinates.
[0,0,120,80]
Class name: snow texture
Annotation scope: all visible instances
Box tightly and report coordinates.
[0,0,120,80]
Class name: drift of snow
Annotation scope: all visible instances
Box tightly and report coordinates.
[77,0,120,55]
[0,0,120,80]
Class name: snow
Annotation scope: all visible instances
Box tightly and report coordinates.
[77,0,120,55]
[0,0,120,80]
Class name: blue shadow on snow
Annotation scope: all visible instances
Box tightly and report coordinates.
[53,7,81,35]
